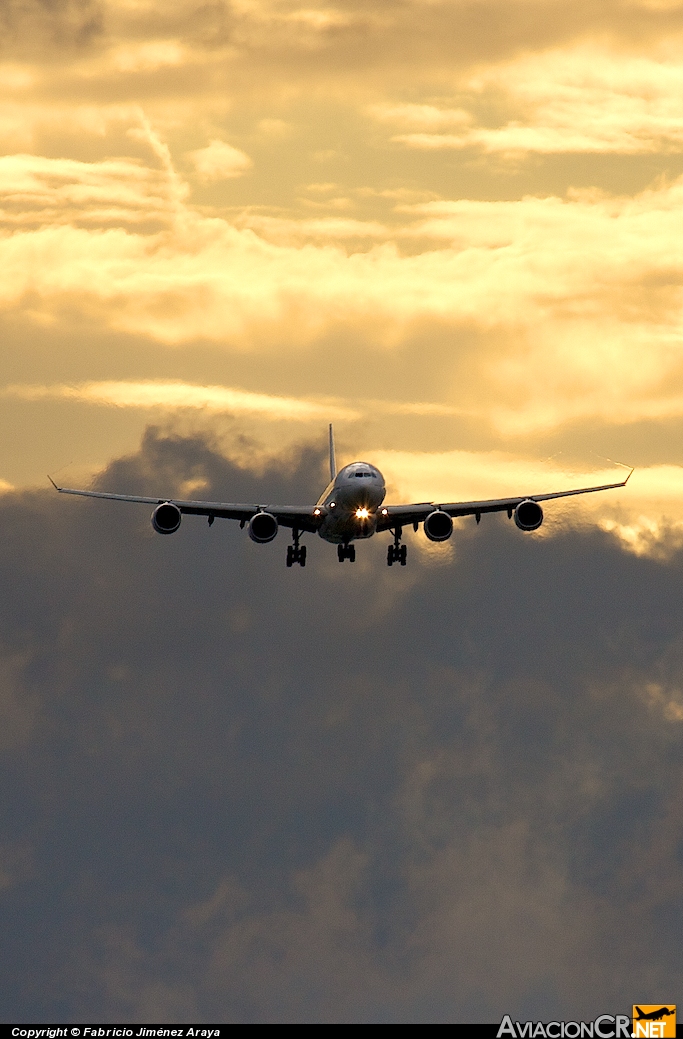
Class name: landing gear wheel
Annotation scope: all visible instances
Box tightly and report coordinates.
[287,532,306,567]
[387,528,407,567]
[349,545,356,563]
[338,545,345,563]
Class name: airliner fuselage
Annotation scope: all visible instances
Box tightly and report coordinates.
[317,462,386,544]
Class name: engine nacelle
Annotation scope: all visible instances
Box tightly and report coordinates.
[424,509,454,542]
[248,511,278,543]
[514,499,543,531]
[152,502,182,535]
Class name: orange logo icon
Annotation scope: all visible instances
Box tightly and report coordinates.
[632,1006,676,1039]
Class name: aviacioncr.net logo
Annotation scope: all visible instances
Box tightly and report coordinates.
[497,1015,631,1037]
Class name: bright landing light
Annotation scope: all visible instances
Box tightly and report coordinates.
[356,507,370,519]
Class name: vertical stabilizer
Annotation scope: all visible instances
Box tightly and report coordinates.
[328,423,337,481]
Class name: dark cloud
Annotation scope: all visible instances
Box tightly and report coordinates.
[0,427,682,1022]
[6,1,683,87]
[160,0,683,88]
[0,0,102,53]
[197,1,683,72]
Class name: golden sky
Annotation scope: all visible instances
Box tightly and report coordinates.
[3,0,683,547]
[5,6,683,1019]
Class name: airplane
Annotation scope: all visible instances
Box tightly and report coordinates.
[49,425,632,568]
[634,1009,675,1022]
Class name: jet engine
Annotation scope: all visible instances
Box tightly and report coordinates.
[248,511,279,543]
[514,499,543,531]
[152,502,182,534]
[424,509,453,542]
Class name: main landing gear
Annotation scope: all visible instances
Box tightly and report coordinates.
[387,527,407,566]
[286,529,306,567]
[338,544,356,563]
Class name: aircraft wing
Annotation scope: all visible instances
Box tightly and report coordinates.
[48,481,327,533]
[375,471,633,531]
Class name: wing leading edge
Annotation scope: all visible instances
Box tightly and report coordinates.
[48,479,327,533]
[376,471,633,531]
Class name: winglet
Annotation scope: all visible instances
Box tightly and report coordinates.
[590,453,634,486]
[47,475,59,491]
[329,423,337,482]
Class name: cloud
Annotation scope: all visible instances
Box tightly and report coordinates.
[378,46,683,156]
[2,379,357,422]
[4,1,676,110]
[2,429,683,1020]
[641,681,683,721]
[257,119,294,137]
[187,140,253,182]
[0,0,103,53]
[4,170,683,447]
[238,213,389,241]
[373,447,631,503]
[368,103,473,132]
[0,151,181,227]
[109,40,188,74]
[0,179,675,328]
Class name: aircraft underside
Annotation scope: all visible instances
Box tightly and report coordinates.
[313,508,406,566]
[318,511,377,545]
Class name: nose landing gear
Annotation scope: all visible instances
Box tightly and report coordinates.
[387,527,407,566]
[286,529,307,567]
[337,544,356,562]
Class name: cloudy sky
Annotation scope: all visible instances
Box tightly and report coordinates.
[2,0,683,1023]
